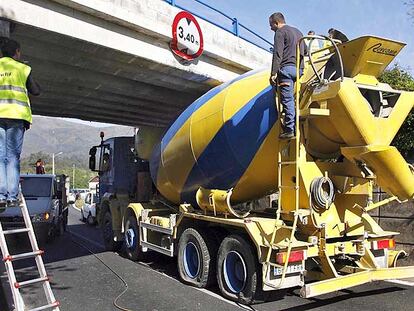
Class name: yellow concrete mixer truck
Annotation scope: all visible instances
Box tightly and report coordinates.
[89,35,414,304]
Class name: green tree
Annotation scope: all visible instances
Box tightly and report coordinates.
[20,153,95,189]
[379,64,414,158]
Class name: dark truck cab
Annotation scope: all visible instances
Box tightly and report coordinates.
[89,135,152,250]
[0,174,69,244]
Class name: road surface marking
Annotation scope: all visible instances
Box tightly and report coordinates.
[136,261,247,310]
[386,279,414,287]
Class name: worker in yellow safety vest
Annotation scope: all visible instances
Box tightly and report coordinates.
[304,30,321,55]
[0,38,40,210]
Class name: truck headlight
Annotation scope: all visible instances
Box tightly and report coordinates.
[32,212,50,222]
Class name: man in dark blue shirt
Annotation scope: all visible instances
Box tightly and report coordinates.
[269,12,304,139]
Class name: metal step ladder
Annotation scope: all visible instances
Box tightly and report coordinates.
[264,35,343,289]
[263,69,301,289]
[0,195,60,311]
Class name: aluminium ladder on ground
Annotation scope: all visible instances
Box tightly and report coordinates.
[0,195,60,311]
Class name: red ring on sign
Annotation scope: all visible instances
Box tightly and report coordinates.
[171,11,204,61]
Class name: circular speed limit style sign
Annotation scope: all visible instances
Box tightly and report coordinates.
[171,11,204,61]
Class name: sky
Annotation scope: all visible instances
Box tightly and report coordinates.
[182,0,414,70]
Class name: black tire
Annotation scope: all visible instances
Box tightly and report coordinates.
[36,233,49,247]
[87,213,95,226]
[80,208,86,222]
[63,209,68,232]
[124,215,145,261]
[217,235,261,304]
[56,218,64,236]
[177,228,216,288]
[102,209,122,251]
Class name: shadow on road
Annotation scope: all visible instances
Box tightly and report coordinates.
[1,206,412,311]
[3,224,105,267]
[0,219,106,309]
[276,286,406,311]
[117,244,411,309]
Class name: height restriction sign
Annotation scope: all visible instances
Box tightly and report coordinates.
[171,11,204,61]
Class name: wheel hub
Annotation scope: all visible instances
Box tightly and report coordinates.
[183,242,201,279]
[223,251,247,293]
[125,228,136,249]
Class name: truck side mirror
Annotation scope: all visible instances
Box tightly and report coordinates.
[89,147,97,171]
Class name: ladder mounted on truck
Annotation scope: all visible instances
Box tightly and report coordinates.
[0,195,60,311]
[263,35,344,289]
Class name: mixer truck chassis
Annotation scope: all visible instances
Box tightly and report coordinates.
[119,198,413,304]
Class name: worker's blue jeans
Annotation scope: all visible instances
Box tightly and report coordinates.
[0,119,25,201]
[278,66,299,133]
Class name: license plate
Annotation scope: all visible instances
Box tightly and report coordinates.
[274,263,304,276]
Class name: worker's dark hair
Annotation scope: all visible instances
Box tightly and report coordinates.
[0,38,20,58]
[328,28,349,43]
[269,12,285,24]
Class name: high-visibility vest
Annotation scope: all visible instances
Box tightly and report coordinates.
[0,57,32,123]
[304,39,321,54]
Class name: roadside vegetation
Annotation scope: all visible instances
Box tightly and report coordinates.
[379,64,414,160]
[21,151,94,188]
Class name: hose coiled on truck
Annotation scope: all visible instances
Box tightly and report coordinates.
[310,177,335,214]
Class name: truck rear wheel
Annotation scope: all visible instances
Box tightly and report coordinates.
[103,210,122,251]
[217,235,260,304]
[124,215,145,261]
[87,213,95,226]
[80,208,86,222]
[56,218,65,236]
[177,228,216,288]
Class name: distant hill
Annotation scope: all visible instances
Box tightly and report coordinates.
[22,116,133,161]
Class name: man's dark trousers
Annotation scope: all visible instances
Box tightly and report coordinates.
[278,65,298,133]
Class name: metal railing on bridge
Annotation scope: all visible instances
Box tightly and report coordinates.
[164,0,272,52]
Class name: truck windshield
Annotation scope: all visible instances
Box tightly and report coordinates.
[21,177,52,197]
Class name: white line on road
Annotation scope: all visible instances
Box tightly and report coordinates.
[196,287,253,311]
[386,279,414,287]
[136,261,247,310]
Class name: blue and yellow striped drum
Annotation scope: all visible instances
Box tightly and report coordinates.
[150,69,280,205]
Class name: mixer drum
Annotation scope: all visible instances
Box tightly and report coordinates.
[150,70,280,205]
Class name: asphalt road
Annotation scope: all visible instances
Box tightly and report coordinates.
[1,206,414,311]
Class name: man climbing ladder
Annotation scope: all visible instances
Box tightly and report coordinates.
[268,12,305,139]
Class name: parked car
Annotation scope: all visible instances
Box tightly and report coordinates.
[77,189,89,199]
[68,188,89,203]
[68,190,76,204]
[80,192,97,225]
[0,174,69,244]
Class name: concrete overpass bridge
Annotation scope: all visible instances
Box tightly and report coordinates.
[0,0,272,127]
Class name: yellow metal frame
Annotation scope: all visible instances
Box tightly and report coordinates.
[301,266,414,298]
[125,35,414,300]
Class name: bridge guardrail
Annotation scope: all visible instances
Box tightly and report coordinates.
[164,0,272,52]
